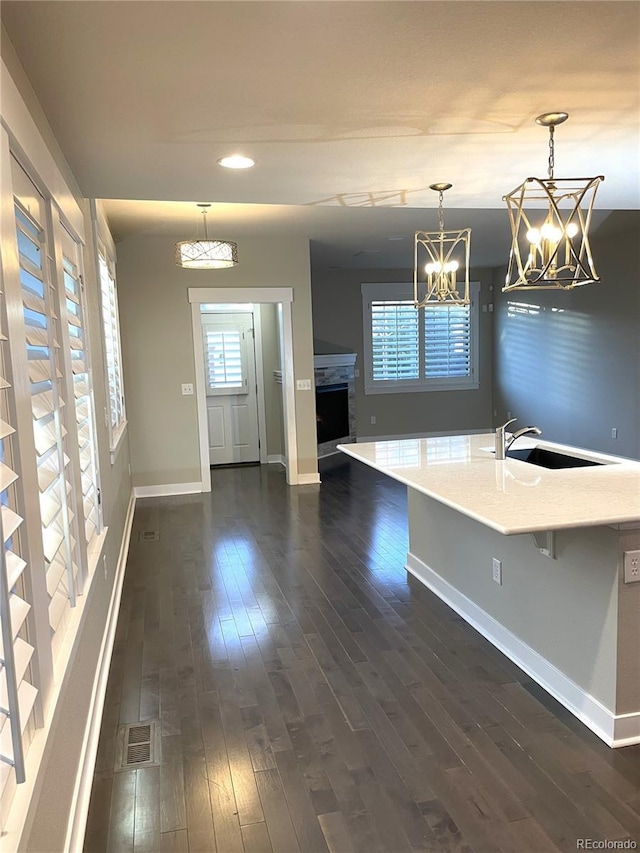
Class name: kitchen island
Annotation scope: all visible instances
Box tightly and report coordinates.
[338,434,640,747]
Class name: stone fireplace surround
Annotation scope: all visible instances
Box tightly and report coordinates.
[314,351,357,458]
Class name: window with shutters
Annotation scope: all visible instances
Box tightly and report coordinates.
[362,282,480,394]
[61,227,101,546]
[98,248,126,452]
[0,273,38,805]
[16,201,83,661]
[202,321,247,395]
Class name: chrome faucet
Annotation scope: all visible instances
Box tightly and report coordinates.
[494,417,542,460]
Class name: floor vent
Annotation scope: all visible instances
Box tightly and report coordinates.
[115,721,161,771]
[138,530,159,542]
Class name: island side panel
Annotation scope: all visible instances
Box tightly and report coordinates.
[616,527,640,717]
[407,489,619,714]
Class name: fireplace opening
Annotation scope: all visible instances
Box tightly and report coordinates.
[316,383,349,444]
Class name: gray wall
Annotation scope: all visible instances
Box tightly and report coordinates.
[259,303,285,457]
[116,234,317,487]
[492,214,640,459]
[311,265,495,438]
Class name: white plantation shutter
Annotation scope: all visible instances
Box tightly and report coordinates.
[202,325,246,393]
[371,300,419,382]
[0,282,37,794]
[424,304,472,378]
[363,282,479,394]
[98,250,126,440]
[61,229,100,545]
[16,203,81,658]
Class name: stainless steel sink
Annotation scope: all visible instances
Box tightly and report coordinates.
[505,446,607,469]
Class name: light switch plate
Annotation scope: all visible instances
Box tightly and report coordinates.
[296,379,312,391]
[181,383,194,395]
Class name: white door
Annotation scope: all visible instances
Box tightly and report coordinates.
[202,313,260,465]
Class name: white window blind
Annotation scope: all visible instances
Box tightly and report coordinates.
[371,300,419,382]
[98,250,126,444]
[203,327,245,393]
[424,304,472,378]
[0,255,37,797]
[61,229,100,546]
[16,203,81,659]
[362,282,480,394]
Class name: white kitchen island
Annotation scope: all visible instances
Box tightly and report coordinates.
[338,434,640,747]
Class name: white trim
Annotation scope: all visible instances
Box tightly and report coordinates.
[356,427,491,443]
[405,551,640,748]
[133,482,202,498]
[64,494,135,852]
[298,473,321,485]
[188,287,293,304]
[267,454,286,467]
[314,353,357,368]
[188,287,299,487]
[1,59,84,240]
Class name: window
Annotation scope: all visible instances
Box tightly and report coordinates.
[201,315,250,395]
[98,247,126,452]
[362,282,480,394]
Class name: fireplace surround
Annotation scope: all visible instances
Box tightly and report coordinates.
[314,351,357,457]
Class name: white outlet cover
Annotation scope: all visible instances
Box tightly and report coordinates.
[181,383,194,395]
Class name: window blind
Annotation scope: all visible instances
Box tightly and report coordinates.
[98,251,125,436]
[0,277,37,794]
[203,328,245,391]
[423,304,472,378]
[62,229,99,546]
[370,299,420,382]
[16,203,80,658]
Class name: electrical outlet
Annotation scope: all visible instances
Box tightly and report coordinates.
[181,383,194,395]
[492,557,502,585]
[611,427,618,439]
[370,415,376,425]
[624,550,640,583]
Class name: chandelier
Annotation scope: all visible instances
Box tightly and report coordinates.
[175,204,238,269]
[414,183,470,307]
[503,112,603,292]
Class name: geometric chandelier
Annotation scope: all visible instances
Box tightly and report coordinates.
[414,183,471,307]
[503,112,604,292]
[175,203,238,269]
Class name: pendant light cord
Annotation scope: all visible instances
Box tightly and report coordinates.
[548,125,555,180]
[438,190,445,232]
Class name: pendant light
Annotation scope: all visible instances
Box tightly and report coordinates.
[414,184,471,307]
[503,113,603,292]
[175,203,238,269]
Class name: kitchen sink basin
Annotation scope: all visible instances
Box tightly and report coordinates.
[505,446,607,469]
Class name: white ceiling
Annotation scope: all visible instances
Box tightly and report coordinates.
[2,0,639,267]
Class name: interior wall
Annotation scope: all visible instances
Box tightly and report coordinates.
[492,214,640,460]
[116,234,317,487]
[310,265,495,438]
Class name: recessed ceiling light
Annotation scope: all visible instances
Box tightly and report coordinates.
[218,155,255,170]
[387,236,405,241]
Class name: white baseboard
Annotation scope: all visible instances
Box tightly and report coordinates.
[298,472,321,485]
[406,551,640,748]
[64,492,136,852]
[357,427,491,443]
[133,481,201,498]
[267,454,286,467]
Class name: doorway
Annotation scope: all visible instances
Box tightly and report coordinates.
[189,286,298,488]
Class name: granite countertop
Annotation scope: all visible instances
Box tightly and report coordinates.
[337,433,640,535]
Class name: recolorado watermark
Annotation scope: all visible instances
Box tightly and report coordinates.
[576,841,637,850]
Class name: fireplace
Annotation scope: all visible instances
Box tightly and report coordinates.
[316,383,349,444]
[314,349,357,457]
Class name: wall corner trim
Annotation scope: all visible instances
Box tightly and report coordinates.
[405,551,640,749]
[133,482,202,498]
[64,491,136,852]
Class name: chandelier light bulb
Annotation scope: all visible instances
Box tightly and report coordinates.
[526,228,542,245]
[565,222,579,238]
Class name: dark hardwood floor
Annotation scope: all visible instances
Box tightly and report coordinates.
[84,455,640,852]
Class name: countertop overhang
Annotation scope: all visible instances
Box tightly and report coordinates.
[337,434,640,535]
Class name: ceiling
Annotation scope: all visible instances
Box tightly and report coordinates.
[2,1,639,268]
